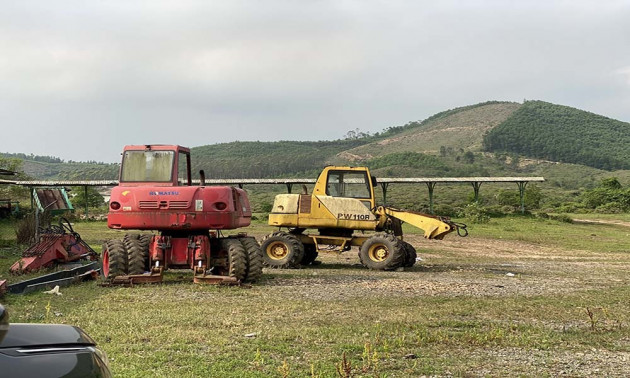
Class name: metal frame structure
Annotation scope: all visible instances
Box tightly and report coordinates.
[1,176,545,215]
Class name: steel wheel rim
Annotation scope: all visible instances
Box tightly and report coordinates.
[266,241,289,260]
[368,244,389,262]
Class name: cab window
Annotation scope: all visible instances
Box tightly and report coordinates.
[178,152,189,185]
[326,171,371,199]
[120,150,174,182]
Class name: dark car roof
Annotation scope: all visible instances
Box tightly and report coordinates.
[0,324,96,349]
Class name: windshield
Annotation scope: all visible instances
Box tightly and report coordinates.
[326,171,371,198]
[120,150,174,182]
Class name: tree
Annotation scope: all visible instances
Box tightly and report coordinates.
[0,157,22,175]
[463,151,475,164]
[70,187,105,208]
[343,128,371,140]
[0,157,29,199]
[581,177,630,211]
[600,177,622,190]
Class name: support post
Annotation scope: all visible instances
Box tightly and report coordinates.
[471,182,482,202]
[84,186,89,218]
[517,181,528,214]
[34,205,39,243]
[286,184,293,194]
[30,187,39,242]
[426,182,436,214]
[380,183,389,206]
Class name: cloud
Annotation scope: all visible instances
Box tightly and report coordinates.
[0,0,629,162]
[615,67,630,86]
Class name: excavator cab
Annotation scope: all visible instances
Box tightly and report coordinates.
[119,145,191,187]
[322,168,376,210]
[314,166,376,210]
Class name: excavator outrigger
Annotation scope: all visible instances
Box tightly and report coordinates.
[262,166,467,271]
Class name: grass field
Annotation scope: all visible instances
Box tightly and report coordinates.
[1,216,629,377]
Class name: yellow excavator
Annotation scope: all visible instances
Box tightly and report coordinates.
[262,166,467,270]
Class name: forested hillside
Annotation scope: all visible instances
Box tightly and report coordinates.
[4,100,630,186]
[0,153,118,180]
[483,101,630,170]
[332,101,521,163]
[18,160,118,180]
[190,140,369,179]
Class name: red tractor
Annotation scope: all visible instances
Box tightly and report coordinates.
[102,145,262,284]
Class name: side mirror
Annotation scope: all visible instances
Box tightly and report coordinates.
[371,176,378,187]
[199,170,206,186]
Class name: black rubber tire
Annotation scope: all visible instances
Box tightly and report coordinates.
[220,239,248,281]
[301,243,319,266]
[401,241,417,268]
[123,234,152,274]
[101,239,128,279]
[126,238,148,275]
[240,237,263,283]
[123,233,139,244]
[138,234,153,250]
[138,234,153,271]
[260,232,304,269]
[358,233,405,271]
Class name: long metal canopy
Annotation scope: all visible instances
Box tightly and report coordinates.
[1,176,545,215]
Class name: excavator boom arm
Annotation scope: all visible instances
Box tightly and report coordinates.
[378,206,457,240]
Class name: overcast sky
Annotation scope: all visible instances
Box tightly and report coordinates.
[1,0,629,163]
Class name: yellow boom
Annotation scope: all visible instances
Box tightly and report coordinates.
[376,206,455,240]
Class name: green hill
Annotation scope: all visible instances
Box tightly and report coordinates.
[19,160,118,181]
[4,100,630,188]
[482,101,630,170]
[0,153,119,181]
[331,101,522,164]
[189,140,373,179]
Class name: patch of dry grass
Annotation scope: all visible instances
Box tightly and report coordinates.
[1,218,629,376]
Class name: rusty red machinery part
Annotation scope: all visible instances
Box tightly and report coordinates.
[10,218,97,274]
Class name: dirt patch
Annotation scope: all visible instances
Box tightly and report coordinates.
[470,347,630,377]
[573,218,630,228]
[249,230,630,376]
[258,234,630,300]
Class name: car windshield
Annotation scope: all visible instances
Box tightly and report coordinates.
[120,150,174,182]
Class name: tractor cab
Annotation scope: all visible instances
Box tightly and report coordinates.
[119,145,191,187]
[313,166,377,210]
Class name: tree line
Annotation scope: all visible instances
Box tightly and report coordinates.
[483,101,630,171]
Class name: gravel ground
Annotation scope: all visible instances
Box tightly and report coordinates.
[255,232,630,377]
[260,234,630,299]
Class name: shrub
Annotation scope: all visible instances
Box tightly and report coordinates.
[459,202,490,223]
[581,177,630,212]
[548,214,573,223]
[433,204,457,217]
[595,202,625,214]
